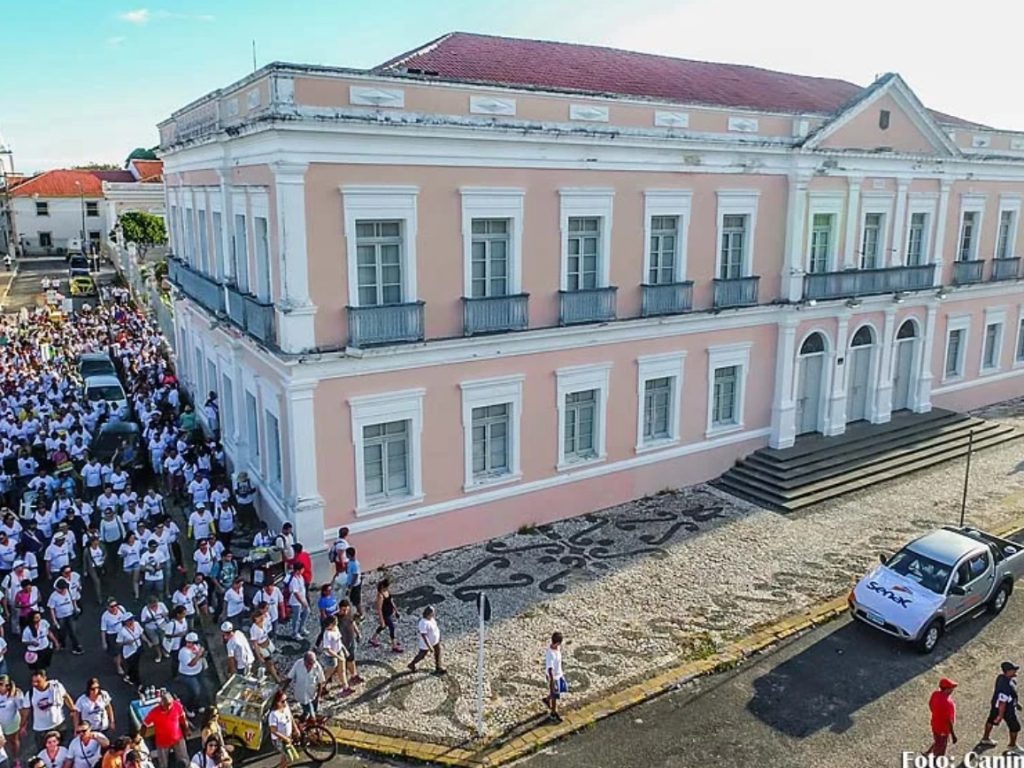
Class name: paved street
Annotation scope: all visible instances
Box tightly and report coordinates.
[2,256,115,314]
[522,533,1024,768]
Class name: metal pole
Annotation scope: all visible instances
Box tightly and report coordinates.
[476,592,486,737]
[80,188,86,246]
[959,429,974,527]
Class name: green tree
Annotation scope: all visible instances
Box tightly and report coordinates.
[118,211,167,256]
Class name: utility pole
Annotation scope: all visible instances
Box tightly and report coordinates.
[959,429,974,527]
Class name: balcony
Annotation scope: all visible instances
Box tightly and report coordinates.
[952,259,985,286]
[713,276,760,309]
[167,256,225,315]
[242,294,276,346]
[991,257,1021,282]
[641,281,694,317]
[463,294,529,336]
[558,287,617,326]
[803,264,936,300]
[225,284,246,328]
[347,302,425,347]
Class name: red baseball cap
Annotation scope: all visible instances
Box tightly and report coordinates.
[939,678,958,690]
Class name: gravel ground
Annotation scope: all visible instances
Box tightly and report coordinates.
[275,399,1024,744]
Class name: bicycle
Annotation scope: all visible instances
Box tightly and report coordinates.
[292,713,338,763]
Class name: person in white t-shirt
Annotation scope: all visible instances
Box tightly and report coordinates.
[46,578,83,655]
[285,564,309,638]
[192,539,214,577]
[140,596,169,663]
[544,631,567,722]
[267,690,295,768]
[252,582,284,629]
[21,671,74,749]
[187,505,214,542]
[407,606,445,675]
[139,540,168,597]
[221,577,247,622]
[161,606,189,659]
[317,615,352,696]
[177,634,207,715]
[36,728,70,768]
[66,721,109,768]
[117,614,145,686]
[248,609,281,682]
[220,622,254,677]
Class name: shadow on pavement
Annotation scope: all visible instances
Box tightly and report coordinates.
[747,614,995,737]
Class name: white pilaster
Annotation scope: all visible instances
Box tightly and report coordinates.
[286,381,325,552]
[842,175,864,269]
[271,161,316,354]
[932,180,953,269]
[782,172,810,302]
[824,311,851,436]
[914,303,938,413]
[769,314,800,449]
[873,306,898,423]
[217,170,235,283]
[890,180,910,267]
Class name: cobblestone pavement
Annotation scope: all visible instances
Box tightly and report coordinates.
[270,399,1024,745]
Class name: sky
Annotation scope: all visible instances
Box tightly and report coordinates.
[3,0,1024,173]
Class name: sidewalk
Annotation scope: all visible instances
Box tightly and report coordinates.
[274,399,1024,752]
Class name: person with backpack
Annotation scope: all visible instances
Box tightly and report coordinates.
[328,528,349,576]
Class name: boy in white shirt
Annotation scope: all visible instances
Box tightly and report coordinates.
[544,631,567,723]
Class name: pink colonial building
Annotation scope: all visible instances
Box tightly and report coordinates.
[158,33,1024,565]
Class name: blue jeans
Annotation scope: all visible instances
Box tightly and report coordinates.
[178,673,206,711]
[290,605,309,637]
[300,699,317,719]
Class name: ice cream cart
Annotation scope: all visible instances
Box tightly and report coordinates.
[215,673,280,752]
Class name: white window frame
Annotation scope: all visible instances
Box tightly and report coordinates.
[244,388,261,465]
[1015,308,1024,368]
[706,343,752,438]
[635,352,686,452]
[558,189,614,291]
[264,405,283,496]
[715,190,759,279]
[980,307,1007,375]
[342,186,419,307]
[231,190,250,293]
[642,190,692,284]
[905,195,938,267]
[994,195,1021,260]
[805,193,843,273]
[555,363,611,471]
[459,375,524,491]
[943,315,971,382]
[250,190,272,302]
[348,388,425,514]
[209,192,225,281]
[460,187,524,297]
[956,194,987,262]
[197,206,209,274]
[859,193,893,270]
[220,372,235,440]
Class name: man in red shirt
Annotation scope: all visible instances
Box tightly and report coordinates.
[925,678,958,756]
[142,691,190,768]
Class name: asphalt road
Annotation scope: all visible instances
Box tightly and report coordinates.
[522,538,1024,768]
[3,256,112,313]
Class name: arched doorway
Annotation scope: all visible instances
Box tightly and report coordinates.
[796,332,827,435]
[847,325,875,423]
[892,320,918,411]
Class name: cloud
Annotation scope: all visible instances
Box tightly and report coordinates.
[119,8,150,24]
[106,36,127,47]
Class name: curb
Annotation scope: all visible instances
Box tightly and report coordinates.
[319,517,1024,766]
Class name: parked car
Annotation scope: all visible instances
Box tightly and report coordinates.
[77,352,117,380]
[68,255,90,277]
[83,374,129,417]
[849,526,1024,653]
[90,421,145,470]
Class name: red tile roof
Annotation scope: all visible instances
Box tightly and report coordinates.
[377,33,864,115]
[129,159,164,182]
[8,169,105,198]
[376,32,981,126]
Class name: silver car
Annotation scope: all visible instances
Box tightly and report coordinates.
[849,526,1024,653]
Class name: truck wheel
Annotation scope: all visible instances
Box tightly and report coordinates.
[988,582,1011,615]
[917,620,944,654]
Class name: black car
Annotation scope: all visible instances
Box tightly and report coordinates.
[91,421,145,470]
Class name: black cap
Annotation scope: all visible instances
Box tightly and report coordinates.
[1002,661,1020,673]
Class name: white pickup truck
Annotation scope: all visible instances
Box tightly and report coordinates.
[848,526,1024,653]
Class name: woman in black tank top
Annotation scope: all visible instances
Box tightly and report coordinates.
[369,579,402,653]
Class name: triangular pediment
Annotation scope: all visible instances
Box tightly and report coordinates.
[802,74,960,157]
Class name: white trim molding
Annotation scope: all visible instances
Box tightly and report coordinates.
[654,111,689,128]
[805,192,845,273]
[1016,307,1024,369]
[994,194,1022,260]
[956,193,988,263]
[469,96,516,116]
[341,185,419,306]
[558,188,615,291]
[348,388,425,515]
[349,86,404,108]
[642,189,692,283]
[859,192,894,269]
[706,342,753,438]
[569,104,609,123]
[555,362,612,471]
[906,194,938,266]
[715,190,760,278]
[980,306,1007,375]
[942,313,972,382]
[459,187,525,297]
[635,351,686,452]
[459,374,525,492]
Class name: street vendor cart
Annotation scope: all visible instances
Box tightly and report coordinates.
[215,673,279,752]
